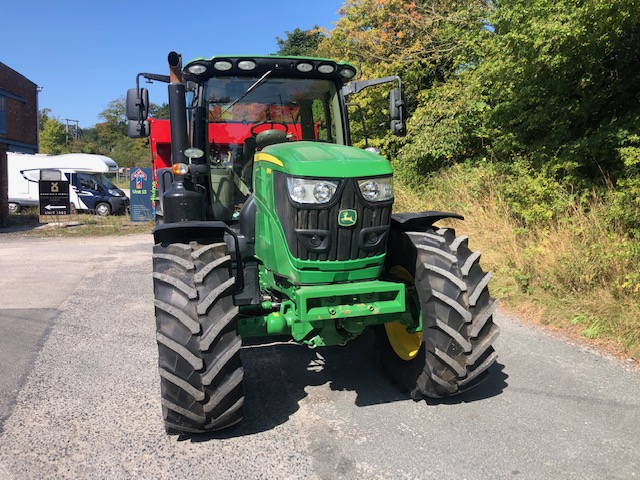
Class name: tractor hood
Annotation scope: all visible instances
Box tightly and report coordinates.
[255,142,393,178]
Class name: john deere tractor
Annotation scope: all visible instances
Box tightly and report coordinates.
[127,52,499,434]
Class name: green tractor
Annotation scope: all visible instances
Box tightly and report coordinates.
[127,52,499,434]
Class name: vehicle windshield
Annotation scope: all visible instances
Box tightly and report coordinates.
[96,174,115,189]
[205,76,344,145]
[202,76,345,221]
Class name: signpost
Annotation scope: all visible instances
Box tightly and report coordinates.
[39,180,70,216]
[129,167,154,222]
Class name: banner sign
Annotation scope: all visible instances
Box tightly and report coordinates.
[129,168,154,222]
[39,180,70,215]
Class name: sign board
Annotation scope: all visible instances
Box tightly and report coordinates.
[129,167,154,222]
[39,180,70,215]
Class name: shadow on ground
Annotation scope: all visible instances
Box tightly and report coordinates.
[185,331,508,442]
[0,214,40,234]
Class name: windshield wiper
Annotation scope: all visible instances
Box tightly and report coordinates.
[223,70,273,113]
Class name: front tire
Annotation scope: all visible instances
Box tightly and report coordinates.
[152,241,244,434]
[95,202,111,216]
[379,228,499,399]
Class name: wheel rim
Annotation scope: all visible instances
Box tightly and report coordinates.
[384,265,423,361]
[8,203,19,213]
[96,204,110,216]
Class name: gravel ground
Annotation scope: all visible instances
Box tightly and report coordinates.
[0,234,638,479]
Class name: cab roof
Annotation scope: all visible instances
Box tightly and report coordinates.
[183,55,357,84]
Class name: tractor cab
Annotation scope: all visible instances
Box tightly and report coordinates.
[127,54,404,223]
[200,67,350,220]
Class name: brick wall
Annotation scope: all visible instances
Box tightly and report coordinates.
[0,63,38,227]
[0,63,38,147]
[0,146,7,227]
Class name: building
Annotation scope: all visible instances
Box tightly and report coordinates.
[0,63,39,227]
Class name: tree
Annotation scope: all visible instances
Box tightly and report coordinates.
[39,117,66,154]
[479,0,640,182]
[38,108,52,130]
[319,0,490,160]
[276,27,324,56]
[150,102,170,120]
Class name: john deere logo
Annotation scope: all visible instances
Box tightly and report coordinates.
[338,209,357,227]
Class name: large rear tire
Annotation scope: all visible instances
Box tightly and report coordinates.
[152,241,244,434]
[379,228,499,398]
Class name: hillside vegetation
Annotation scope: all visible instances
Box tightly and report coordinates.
[315,0,639,359]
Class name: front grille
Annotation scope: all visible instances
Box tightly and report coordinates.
[274,172,392,261]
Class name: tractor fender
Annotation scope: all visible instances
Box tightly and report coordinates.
[153,221,229,245]
[390,211,464,233]
[153,221,244,293]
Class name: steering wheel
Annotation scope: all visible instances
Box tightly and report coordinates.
[250,121,289,136]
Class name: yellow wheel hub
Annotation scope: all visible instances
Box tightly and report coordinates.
[384,265,422,361]
[385,321,422,361]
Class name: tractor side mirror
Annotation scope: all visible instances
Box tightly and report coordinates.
[389,89,406,136]
[126,88,150,138]
[127,88,149,121]
[127,120,150,138]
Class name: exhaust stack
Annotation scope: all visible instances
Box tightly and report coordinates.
[168,51,183,84]
[167,52,188,166]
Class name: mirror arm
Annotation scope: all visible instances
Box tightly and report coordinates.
[134,73,170,110]
[342,75,402,96]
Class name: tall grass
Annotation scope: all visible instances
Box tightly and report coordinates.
[394,162,640,360]
[6,211,153,237]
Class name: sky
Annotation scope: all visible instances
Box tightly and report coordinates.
[1,0,346,129]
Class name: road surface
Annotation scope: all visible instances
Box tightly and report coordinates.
[0,234,638,479]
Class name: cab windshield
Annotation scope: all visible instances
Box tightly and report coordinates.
[202,76,344,221]
[205,76,344,145]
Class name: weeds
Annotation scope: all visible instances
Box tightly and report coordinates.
[4,211,153,237]
[394,161,640,360]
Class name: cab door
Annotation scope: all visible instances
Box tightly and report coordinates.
[75,173,104,211]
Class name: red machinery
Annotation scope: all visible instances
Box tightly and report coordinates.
[148,106,306,176]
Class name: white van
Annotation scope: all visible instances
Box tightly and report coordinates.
[7,152,129,216]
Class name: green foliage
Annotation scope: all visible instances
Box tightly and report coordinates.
[38,98,150,168]
[39,117,66,154]
[275,27,324,56]
[480,0,640,181]
[150,102,170,120]
[320,0,492,168]
[93,98,150,167]
[496,158,576,226]
[605,175,640,237]
[395,78,490,185]
[323,0,640,237]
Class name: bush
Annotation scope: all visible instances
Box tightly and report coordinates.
[394,162,640,358]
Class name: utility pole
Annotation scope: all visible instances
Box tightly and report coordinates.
[63,118,79,144]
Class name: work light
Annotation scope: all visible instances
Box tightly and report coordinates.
[286,177,339,204]
[357,176,393,202]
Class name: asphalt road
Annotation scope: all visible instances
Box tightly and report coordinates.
[0,233,638,479]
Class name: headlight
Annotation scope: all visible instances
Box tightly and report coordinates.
[287,177,339,204]
[108,189,122,197]
[357,176,393,202]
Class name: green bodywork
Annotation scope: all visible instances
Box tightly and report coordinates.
[252,142,393,283]
[236,141,415,347]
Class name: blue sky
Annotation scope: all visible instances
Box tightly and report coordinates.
[2,0,345,128]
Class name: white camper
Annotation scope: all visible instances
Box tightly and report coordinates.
[7,152,129,215]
